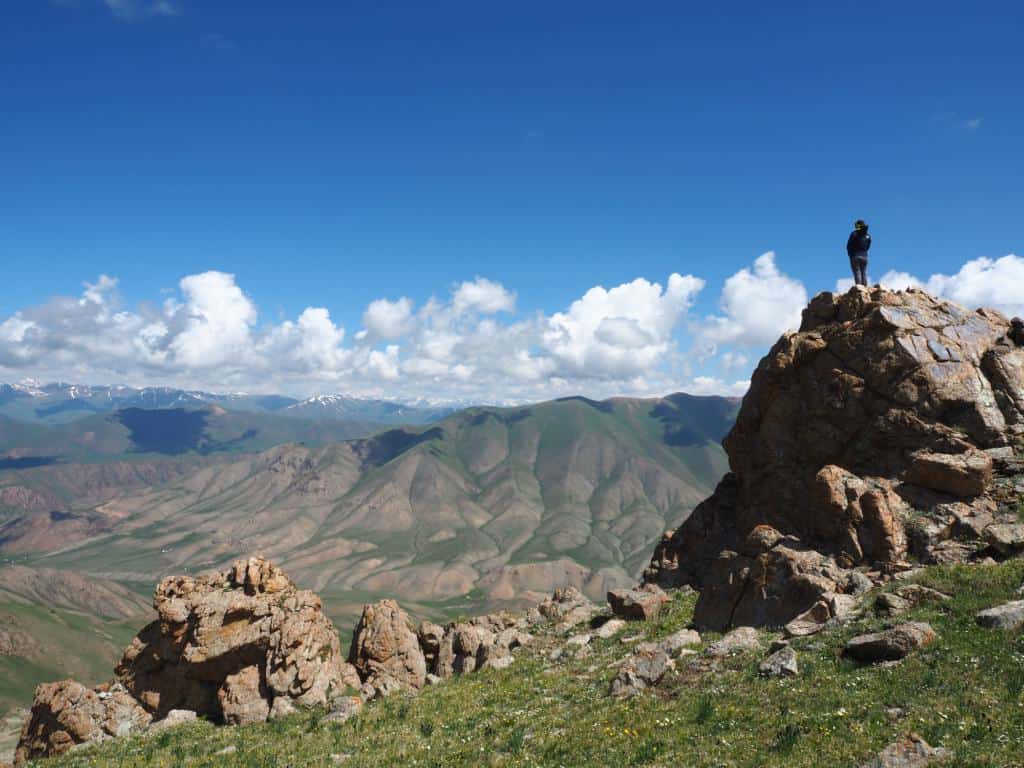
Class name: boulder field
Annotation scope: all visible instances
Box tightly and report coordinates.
[645,286,1024,631]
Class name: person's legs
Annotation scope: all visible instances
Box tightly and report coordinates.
[850,256,860,285]
[854,256,868,286]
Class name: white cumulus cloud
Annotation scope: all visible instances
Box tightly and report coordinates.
[697,252,807,352]
[837,254,1024,319]
[543,274,704,379]
[169,272,257,368]
[362,297,414,340]
[452,277,516,315]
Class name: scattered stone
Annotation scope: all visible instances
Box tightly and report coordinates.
[15,681,152,765]
[607,585,669,621]
[566,633,591,647]
[610,647,673,698]
[950,506,994,539]
[147,709,197,732]
[876,584,950,617]
[924,540,977,565]
[784,600,832,637]
[769,639,790,653]
[842,623,937,664]
[658,629,701,657]
[425,674,442,686]
[538,587,593,621]
[893,568,925,582]
[884,707,906,723]
[593,619,627,640]
[349,599,427,692]
[705,627,759,657]
[554,605,596,633]
[985,524,1024,556]
[324,696,362,724]
[494,628,532,652]
[847,570,875,594]
[829,592,861,621]
[759,646,799,677]
[216,745,238,756]
[483,655,514,671]
[893,585,951,607]
[858,733,949,767]
[875,593,911,617]
[976,600,1024,630]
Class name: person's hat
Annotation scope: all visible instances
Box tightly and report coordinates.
[854,219,868,230]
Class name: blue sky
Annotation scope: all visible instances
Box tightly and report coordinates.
[1,0,1022,400]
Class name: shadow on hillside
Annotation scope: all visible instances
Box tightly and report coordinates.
[355,427,444,467]
[0,456,60,470]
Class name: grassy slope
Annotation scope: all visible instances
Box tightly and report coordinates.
[0,600,142,713]
[37,558,1024,768]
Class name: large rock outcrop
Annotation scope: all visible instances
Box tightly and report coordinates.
[645,287,1024,630]
[114,557,360,722]
[14,681,151,765]
[17,558,361,762]
[348,599,427,694]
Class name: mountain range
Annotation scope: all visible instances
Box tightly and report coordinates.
[0,383,459,427]
[0,392,737,704]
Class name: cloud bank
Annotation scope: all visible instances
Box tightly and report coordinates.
[3,253,1019,402]
[836,254,1024,320]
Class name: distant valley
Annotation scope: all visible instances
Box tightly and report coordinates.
[0,386,737,720]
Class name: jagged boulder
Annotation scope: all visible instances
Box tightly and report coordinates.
[115,557,359,722]
[538,586,596,631]
[842,622,937,663]
[14,681,151,765]
[428,614,531,680]
[607,584,669,621]
[348,599,426,694]
[646,287,1024,630]
[976,600,1024,630]
[610,646,673,698]
[858,734,949,767]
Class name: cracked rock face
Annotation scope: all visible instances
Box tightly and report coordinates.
[645,287,1024,630]
[114,557,360,722]
[348,599,427,693]
[14,681,151,765]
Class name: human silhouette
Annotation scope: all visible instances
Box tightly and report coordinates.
[846,220,871,286]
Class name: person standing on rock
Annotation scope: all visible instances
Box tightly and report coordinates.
[846,219,871,286]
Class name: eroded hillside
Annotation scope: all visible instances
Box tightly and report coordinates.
[5,393,735,625]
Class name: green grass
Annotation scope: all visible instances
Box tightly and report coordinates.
[0,600,142,714]
[31,558,1024,768]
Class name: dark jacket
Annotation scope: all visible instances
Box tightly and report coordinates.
[846,229,871,258]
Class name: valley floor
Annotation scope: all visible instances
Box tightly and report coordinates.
[30,558,1024,767]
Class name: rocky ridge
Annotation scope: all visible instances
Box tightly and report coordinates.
[645,286,1024,631]
[12,557,542,765]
